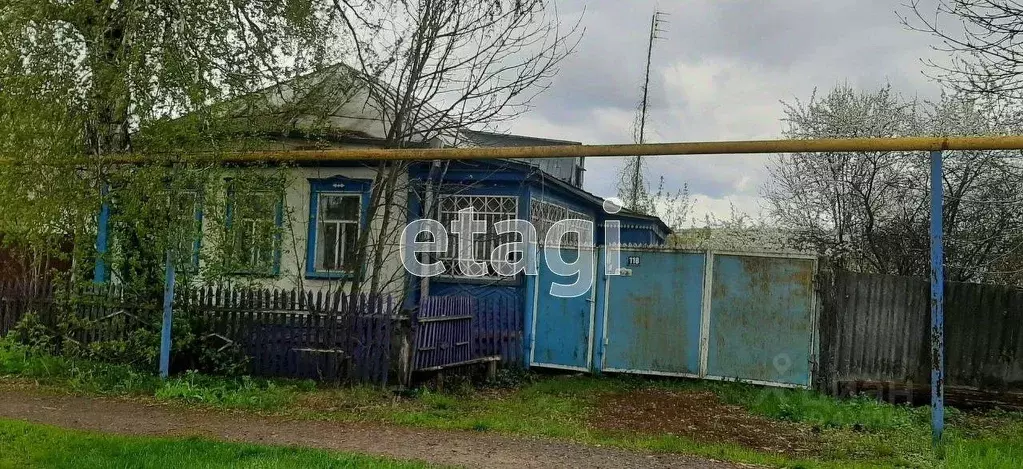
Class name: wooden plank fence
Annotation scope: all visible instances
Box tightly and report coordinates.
[0,280,56,336]
[0,282,397,386]
[474,296,522,366]
[0,281,159,346]
[412,295,523,371]
[818,270,1023,396]
[412,297,474,370]
[178,286,395,384]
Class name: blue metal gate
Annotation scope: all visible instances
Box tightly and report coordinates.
[598,249,705,376]
[524,247,817,388]
[529,247,596,371]
[704,253,816,387]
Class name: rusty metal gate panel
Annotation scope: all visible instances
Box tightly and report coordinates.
[704,253,817,387]
[599,249,705,376]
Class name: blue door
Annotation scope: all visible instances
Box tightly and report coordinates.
[600,250,705,376]
[530,247,596,371]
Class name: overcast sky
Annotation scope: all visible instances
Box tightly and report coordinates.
[505,0,948,224]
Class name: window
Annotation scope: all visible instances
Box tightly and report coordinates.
[306,176,371,279]
[530,199,593,248]
[100,189,204,282]
[314,193,361,272]
[227,189,282,275]
[438,195,518,278]
[169,191,203,272]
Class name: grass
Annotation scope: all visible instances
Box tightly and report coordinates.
[0,418,435,468]
[363,377,928,468]
[2,339,1023,468]
[287,374,1022,468]
[0,339,307,410]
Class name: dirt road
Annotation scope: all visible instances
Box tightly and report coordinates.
[0,389,748,469]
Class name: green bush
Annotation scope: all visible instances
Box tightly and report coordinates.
[6,294,250,378]
[0,338,306,411]
[0,338,161,394]
[12,312,55,352]
[169,314,250,377]
[486,367,540,389]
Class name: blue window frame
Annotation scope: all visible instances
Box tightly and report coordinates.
[172,190,204,273]
[226,182,283,276]
[93,187,203,282]
[306,176,372,279]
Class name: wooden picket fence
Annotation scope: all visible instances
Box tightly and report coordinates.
[0,281,159,344]
[0,279,56,336]
[0,281,397,385]
[177,286,395,384]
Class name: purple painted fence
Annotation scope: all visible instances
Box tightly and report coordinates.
[0,282,396,386]
[412,295,523,371]
[473,296,522,366]
[412,296,474,370]
[180,286,395,385]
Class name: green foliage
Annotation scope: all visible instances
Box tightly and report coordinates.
[75,332,161,370]
[0,418,435,469]
[55,310,162,369]
[705,382,929,432]
[0,338,307,411]
[381,376,1023,469]
[0,0,335,290]
[485,367,541,389]
[212,172,290,278]
[6,286,252,377]
[99,165,296,291]
[12,312,55,352]
[155,371,303,411]
[944,421,1023,469]
[0,338,161,395]
[169,313,251,377]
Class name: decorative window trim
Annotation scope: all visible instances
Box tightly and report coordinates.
[436,194,519,280]
[94,187,204,283]
[597,220,668,240]
[305,176,373,280]
[530,198,594,248]
[225,182,284,277]
[172,190,204,273]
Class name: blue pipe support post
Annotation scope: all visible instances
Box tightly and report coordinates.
[929,150,945,446]
[159,250,176,379]
[94,184,110,283]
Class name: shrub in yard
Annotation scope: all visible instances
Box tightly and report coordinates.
[7,291,250,379]
[12,313,55,352]
[0,337,161,394]
[486,367,541,389]
[79,331,161,369]
[168,314,250,377]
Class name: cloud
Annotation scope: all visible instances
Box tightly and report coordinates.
[505,0,949,221]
